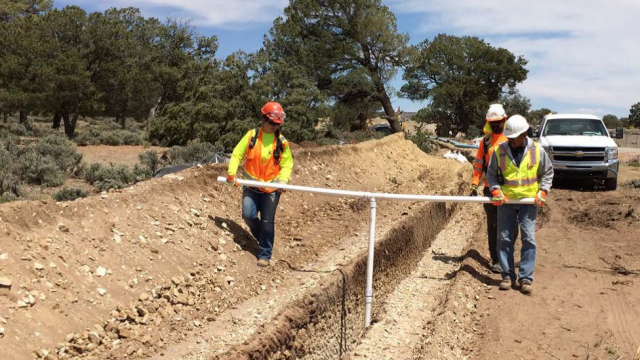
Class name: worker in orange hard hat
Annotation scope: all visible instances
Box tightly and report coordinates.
[469,104,509,274]
[226,101,294,267]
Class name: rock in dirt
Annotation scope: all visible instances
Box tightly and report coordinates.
[0,253,9,260]
[0,277,12,288]
[95,267,107,277]
[88,332,102,345]
[0,325,4,337]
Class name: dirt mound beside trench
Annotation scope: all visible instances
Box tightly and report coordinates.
[0,134,471,360]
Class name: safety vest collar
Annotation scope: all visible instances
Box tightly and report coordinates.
[497,138,536,169]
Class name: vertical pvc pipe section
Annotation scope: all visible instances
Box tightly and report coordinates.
[364,197,377,327]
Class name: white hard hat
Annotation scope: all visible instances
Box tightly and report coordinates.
[503,115,530,138]
[486,104,507,122]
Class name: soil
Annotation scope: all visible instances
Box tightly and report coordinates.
[1,135,639,360]
[76,145,168,166]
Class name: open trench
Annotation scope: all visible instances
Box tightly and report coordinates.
[216,183,467,360]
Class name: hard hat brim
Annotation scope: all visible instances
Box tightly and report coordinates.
[505,129,527,138]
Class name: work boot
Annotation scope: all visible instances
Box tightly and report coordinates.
[499,278,514,290]
[490,262,503,274]
[257,259,270,267]
[520,280,533,295]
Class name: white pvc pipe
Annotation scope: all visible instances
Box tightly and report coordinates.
[217,176,536,328]
[364,197,376,327]
[216,177,535,205]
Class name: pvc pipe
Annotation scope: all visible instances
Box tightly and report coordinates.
[364,197,376,327]
[216,176,535,205]
[217,176,537,328]
[427,135,480,149]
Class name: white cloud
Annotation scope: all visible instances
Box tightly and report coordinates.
[71,0,288,27]
[387,0,640,116]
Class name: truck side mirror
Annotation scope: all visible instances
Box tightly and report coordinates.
[615,127,624,139]
[527,128,534,137]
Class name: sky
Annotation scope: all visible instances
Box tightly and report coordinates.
[56,0,640,119]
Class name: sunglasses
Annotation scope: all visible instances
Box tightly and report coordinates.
[265,120,281,127]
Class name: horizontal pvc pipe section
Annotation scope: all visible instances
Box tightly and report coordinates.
[217,176,534,327]
[216,177,535,205]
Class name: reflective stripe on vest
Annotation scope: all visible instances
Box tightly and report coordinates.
[496,141,541,199]
[242,129,288,193]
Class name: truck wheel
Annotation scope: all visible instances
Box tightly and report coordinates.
[605,177,617,191]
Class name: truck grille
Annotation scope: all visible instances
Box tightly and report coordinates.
[551,147,605,162]
[554,155,604,162]
[552,147,605,152]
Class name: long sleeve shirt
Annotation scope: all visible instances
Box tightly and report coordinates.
[487,138,554,193]
[227,129,294,183]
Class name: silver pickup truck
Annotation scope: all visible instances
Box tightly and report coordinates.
[534,114,623,190]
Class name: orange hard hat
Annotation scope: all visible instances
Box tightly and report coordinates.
[261,101,286,124]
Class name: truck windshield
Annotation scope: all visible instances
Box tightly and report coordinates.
[543,119,608,136]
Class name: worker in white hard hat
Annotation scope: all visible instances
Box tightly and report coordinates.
[486,114,554,295]
[469,104,509,274]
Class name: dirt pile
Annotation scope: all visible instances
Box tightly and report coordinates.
[0,134,471,360]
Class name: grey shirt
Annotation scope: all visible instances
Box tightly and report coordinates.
[487,138,554,193]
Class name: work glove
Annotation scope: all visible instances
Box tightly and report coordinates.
[534,190,547,208]
[226,174,238,187]
[469,184,478,197]
[491,189,506,206]
[275,179,287,193]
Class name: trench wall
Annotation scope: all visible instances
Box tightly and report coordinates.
[216,185,464,360]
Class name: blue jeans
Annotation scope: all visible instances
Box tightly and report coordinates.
[242,187,281,260]
[497,204,537,283]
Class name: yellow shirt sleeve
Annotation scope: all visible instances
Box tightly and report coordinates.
[227,130,253,176]
[277,144,294,183]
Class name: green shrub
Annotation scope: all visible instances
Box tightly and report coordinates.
[9,123,27,136]
[119,130,142,145]
[166,141,221,165]
[95,130,142,146]
[628,156,640,167]
[84,163,137,192]
[99,132,122,146]
[21,152,65,187]
[409,129,435,154]
[74,132,101,146]
[0,148,22,198]
[0,192,18,203]
[35,135,83,173]
[132,163,152,182]
[138,151,159,173]
[54,187,88,202]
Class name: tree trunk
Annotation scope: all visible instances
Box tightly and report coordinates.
[19,110,31,130]
[71,113,79,132]
[118,113,126,129]
[2,112,7,123]
[52,112,62,129]
[62,111,76,139]
[373,77,401,133]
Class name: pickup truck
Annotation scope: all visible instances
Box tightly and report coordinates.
[534,114,623,190]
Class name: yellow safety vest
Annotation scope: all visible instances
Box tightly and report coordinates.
[495,141,540,200]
